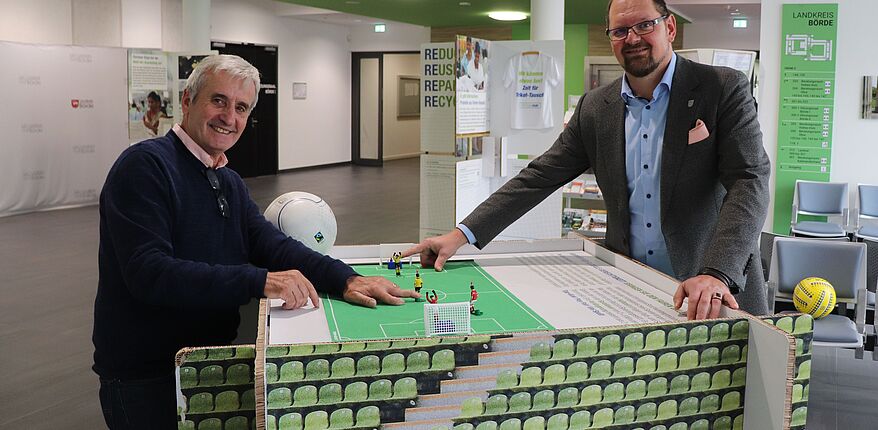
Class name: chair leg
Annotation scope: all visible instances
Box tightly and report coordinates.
[766,282,776,314]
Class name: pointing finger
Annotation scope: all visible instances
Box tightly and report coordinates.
[399,243,425,259]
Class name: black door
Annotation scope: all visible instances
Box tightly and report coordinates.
[211,41,278,178]
[352,52,383,166]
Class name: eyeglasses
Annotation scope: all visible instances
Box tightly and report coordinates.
[205,168,229,218]
[606,15,669,41]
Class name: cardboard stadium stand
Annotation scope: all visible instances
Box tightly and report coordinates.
[175,238,811,430]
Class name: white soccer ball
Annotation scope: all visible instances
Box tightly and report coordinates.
[263,191,337,254]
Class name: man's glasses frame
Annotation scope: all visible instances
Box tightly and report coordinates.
[205,168,229,218]
[606,15,670,41]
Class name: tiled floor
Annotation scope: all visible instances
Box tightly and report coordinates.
[0,156,875,429]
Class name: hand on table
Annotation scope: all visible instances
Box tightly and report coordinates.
[400,229,468,271]
[264,270,319,310]
[343,276,420,308]
[673,275,740,320]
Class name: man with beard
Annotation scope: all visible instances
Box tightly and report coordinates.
[401,0,770,321]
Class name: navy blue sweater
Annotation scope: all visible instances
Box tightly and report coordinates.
[94,131,356,379]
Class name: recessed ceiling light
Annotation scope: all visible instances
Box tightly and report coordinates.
[488,11,528,21]
[374,23,386,33]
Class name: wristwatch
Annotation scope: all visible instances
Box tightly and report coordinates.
[698,267,740,294]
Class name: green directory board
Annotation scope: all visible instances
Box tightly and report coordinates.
[773,3,838,233]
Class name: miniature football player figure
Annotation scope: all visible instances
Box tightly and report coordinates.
[426,290,438,304]
[470,283,481,315]
[393,252,402,276]
[414,270,424,301]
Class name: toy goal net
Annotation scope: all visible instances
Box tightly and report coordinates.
[424,302,472,336]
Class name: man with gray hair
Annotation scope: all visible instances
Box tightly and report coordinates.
[93,55,415,428]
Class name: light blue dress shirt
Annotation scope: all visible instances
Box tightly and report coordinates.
[457,223,477,245]
[621,53,677,276]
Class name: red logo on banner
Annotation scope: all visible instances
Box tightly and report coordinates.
[71,99,80,108]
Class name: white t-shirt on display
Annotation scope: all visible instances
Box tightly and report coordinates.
[503,53,560,129]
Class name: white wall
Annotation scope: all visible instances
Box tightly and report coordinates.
[121,0,162,48]
[2,0,423,170]
[212,0,353,170]
[759,0,878,229]
[382,53,421,159]
[683,18,761,51]
[161,0,183,52]
[0,0,73,45]
[349,22,429,52]
[73,0,121,47]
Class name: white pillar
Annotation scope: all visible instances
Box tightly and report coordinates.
[182,0,211,52]
[531,0,564,41]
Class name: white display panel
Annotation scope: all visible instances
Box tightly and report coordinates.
[0,41,128,217]
[420,42,456,154]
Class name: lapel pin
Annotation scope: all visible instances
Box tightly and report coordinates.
[687,100,695,108]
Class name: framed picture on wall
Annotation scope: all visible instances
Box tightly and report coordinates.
[398,75,420,118]
[862,76,878,119]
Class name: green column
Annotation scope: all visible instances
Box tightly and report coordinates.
[564,24,588,109]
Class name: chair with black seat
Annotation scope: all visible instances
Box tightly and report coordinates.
[768,237,868,350]
[790,180,849,238]
[862,238,878,359]
[854,184,878,241]
[861,238,878,305]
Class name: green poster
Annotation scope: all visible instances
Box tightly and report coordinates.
[772,3,838,233]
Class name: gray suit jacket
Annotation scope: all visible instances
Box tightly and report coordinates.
[462,56,771,314]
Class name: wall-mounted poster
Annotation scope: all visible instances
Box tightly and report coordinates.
[173,54,211,118]
[128,50,172,142]
[455,35,490,136]
[398,75,420,118]
[863,76,878,119]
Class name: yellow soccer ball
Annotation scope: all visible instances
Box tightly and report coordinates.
[793,277,837,319]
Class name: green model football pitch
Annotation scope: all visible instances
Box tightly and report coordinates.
[320,260,554,341]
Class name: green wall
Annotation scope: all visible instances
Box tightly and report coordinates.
[510,23,588,110]
[564,24,588,109]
